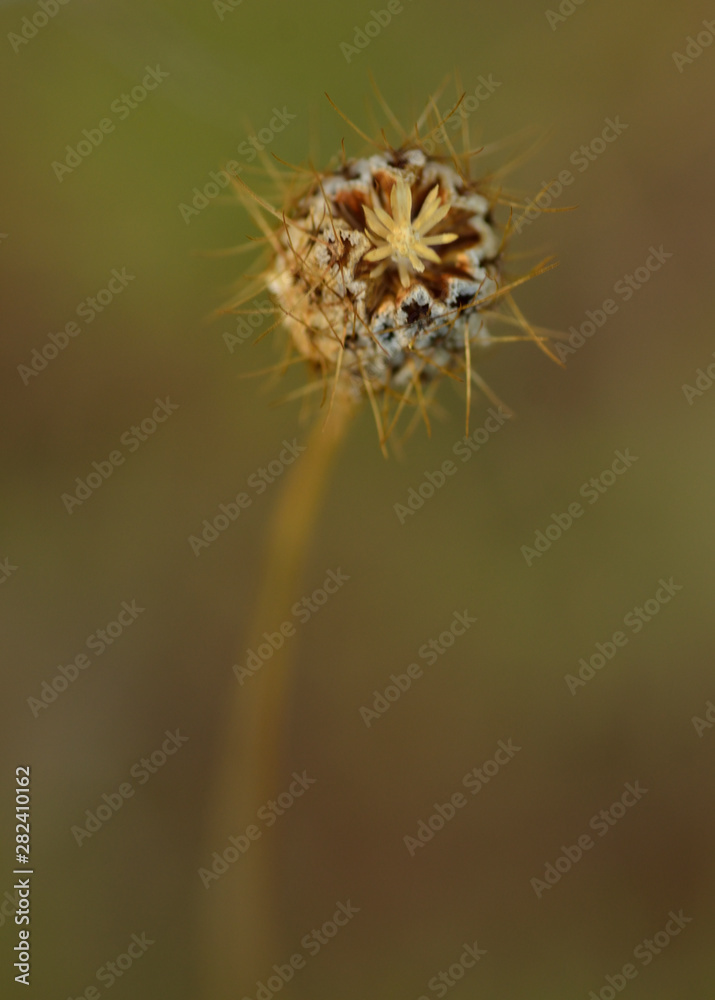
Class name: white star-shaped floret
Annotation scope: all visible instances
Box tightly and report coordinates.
[363,177,458,288]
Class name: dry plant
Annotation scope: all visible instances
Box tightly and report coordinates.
[199,75,565,1000]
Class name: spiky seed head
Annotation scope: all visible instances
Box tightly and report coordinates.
[226,87,561,444]
[265,146,501,398]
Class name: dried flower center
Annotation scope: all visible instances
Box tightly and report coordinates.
[363,176,458,287]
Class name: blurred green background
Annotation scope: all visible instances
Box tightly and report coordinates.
[2,0,715,997]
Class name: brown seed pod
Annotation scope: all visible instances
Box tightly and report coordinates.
[224,84,561,447]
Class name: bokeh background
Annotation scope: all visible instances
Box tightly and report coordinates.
[2,0,715,997]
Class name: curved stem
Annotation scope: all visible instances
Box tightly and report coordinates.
[200,393,355,1000]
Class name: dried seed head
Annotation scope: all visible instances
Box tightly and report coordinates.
[227,86,560,444]
[266,147,502,393]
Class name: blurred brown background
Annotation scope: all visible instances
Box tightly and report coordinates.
[1,0,714,997]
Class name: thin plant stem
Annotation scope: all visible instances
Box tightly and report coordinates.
[200,390,355,1000]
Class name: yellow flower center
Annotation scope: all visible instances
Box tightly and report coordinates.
[363,177,458,287]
